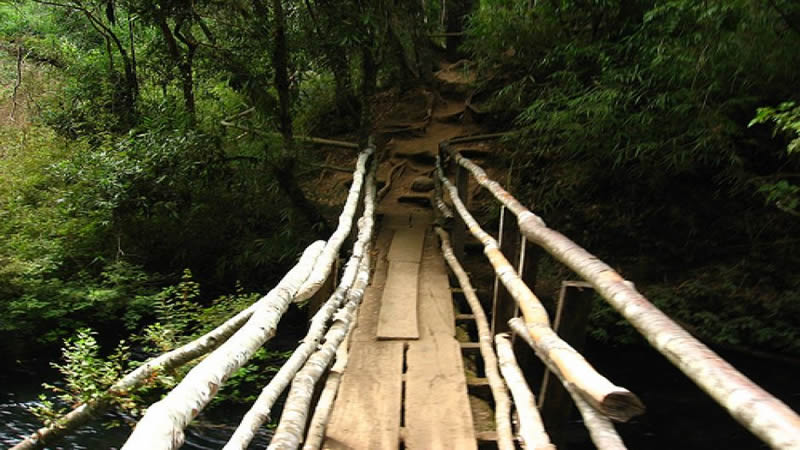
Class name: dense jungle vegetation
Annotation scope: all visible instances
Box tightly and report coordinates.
[0,0,798,419]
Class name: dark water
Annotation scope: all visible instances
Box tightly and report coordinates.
[2,343,798,449]
[565,343,800,449]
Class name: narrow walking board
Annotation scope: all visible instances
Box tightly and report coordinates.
[404,334,477,450]
[387,227,426,263]
[323,342,404,450]
[377,227,426,340]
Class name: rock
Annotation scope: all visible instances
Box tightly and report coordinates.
[410,176,435,193]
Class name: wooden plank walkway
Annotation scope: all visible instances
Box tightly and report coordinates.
[323,213,476,449]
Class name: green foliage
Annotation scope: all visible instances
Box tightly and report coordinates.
[465,0,800,352]
[750,102,800,154]
[30,328,130,426]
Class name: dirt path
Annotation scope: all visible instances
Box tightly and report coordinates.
[322,72,490,449]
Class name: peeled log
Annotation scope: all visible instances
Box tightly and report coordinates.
[268,251,372,450]
[267,160,376,450]
[495,333,553,450]
[448,148,800,449]
[224,161,376,450]
[436,227,515,450]
[509,318,626,450]
[120,241,326,450]
[295,146,374,303]
[436,162,644,422]
[10,245,326,450]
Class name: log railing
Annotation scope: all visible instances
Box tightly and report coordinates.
[436,137,800,449]
[15,144,377,450]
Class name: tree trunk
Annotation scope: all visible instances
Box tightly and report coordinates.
[358,46,376,149]
[272,0,292,141]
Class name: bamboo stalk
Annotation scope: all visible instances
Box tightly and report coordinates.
[510,318,626,450]
[267,163,376,450]
[11,241,326,450]
[449,148,800,449]
[496,333,554,450]
[224,162,376,450]
[436,161,644,422]
[435,227,515,450]
[295,146,374,303]
[120,242,326,450]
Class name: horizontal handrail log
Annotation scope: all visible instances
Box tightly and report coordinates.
[295,145,374,303]
[268,250,372,450]
[436,227,515,450]
[449,149,800,449]
[120,241,326,450]
[496,333,554,450]
[510,318,627,450]
[224,160,377,450]
[435,161,644,422]
[11,242,326,450]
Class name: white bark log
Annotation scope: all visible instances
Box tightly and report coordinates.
[267,160,376,450]
[435,227,515,450]
[295,146,374,303]
[224,161,376,450]
[510,318,626,450]
[120,241,325,450]
[268,251,371,450]
[436,163,644,422]
[495,333,554,450]
[11,242,326,450]
[449,148,800,448]
[301,316,355,450]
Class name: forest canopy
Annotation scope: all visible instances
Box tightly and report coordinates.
[1,0,799,368]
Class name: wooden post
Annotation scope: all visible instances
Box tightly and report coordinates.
[538,281,594,450]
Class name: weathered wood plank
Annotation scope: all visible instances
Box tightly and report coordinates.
[405,335,476,450]
[417,232,455,338]
[387,228,426,263]
[323,342,404,450]
[377,261,420,340]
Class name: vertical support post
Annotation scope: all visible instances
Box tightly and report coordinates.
[491,209,520,335]
[538,281,594,450]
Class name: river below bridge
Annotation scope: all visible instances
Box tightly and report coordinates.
[1,342,797,449]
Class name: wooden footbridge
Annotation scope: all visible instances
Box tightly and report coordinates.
[15,132,800,449]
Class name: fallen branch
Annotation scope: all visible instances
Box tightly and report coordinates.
[436,160,644,422]
[510,318,626,450]
[120,242,326,450]
[447,147,800,448]
[435,227,515,450]
[219,121,358,149]
[495,333,553,450]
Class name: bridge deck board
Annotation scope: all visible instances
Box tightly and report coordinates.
[325,213,475,449]
[323,341,404,450]
[405,335,477,450]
